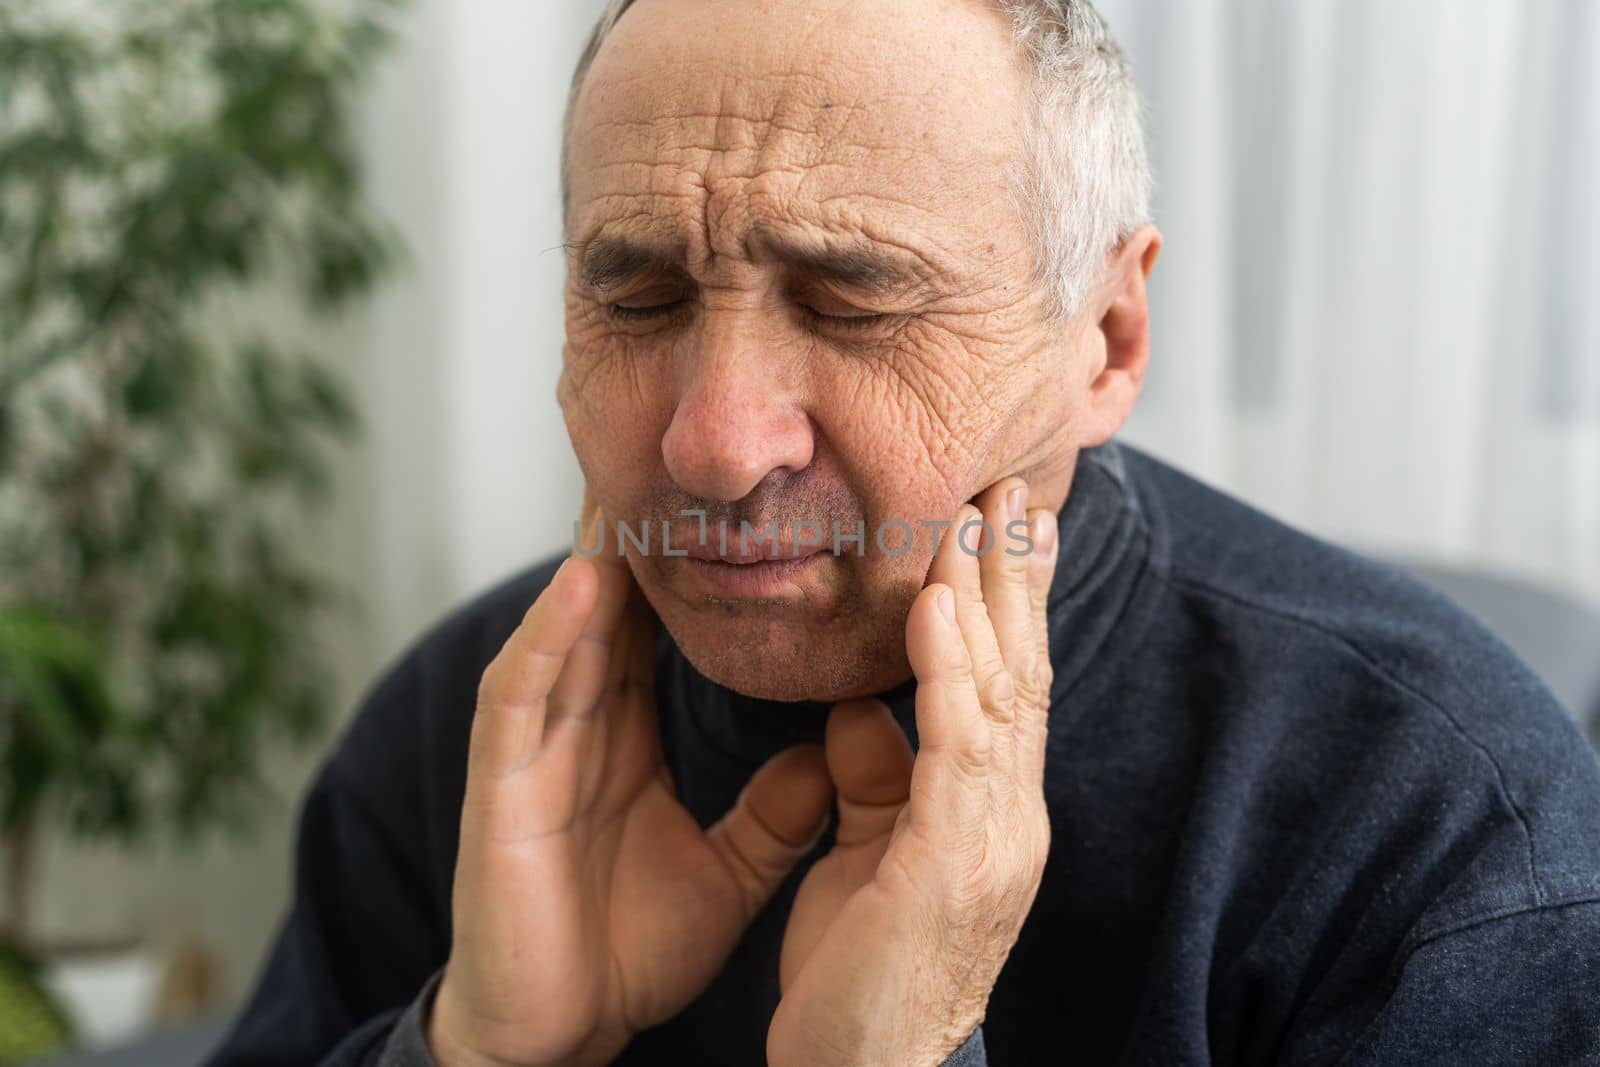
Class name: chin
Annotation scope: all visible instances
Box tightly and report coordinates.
[670,616,913,703]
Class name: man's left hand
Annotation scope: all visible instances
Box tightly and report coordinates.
[769,477,1061,1066]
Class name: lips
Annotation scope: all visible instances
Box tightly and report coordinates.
[666,522,838,599]
[682,549,828,599]
[683,541,825,565]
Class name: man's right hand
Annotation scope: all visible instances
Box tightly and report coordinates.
[427,493,835,1067]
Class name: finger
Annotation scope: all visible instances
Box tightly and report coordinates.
[548,488,650,724]
[903,581,991,843]
[825,698,914,847]
[974,477,1053,796]
[556,579,662,814]
[928,500,1019,805]
[467,556,597,786]
[970,480,1032,795]
[926,503,1016,736]
[1016,506,1059,783]
[706,744,835,923]
[976,478,1039,709]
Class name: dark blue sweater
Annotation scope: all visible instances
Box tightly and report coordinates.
[208,442,1600,1066]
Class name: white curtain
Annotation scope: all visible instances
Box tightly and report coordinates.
[355,0,1600,659]
[1096,0,1600,604]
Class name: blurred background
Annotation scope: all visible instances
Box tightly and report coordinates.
[1,0,1596,1061]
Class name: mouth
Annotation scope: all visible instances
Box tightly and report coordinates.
[682,544,829,598]
[684,540,823,564]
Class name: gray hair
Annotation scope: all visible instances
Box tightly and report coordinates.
[560,0,1152,326]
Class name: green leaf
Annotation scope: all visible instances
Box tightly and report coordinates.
[0,604,122,831]
[298,359,359,435]
[122,347,181,418]
[0,0,403,857]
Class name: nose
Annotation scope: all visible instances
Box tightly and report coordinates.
[661,323,815,502]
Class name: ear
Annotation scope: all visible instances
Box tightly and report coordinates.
[1075,226,1162,449]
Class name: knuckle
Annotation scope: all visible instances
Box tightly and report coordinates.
[949,731,992,778]
[943,844,994,916]
[990,855,1042,922]
[929,724,991,785]
[1011,663,1051,712]
[950,836,1032,927]
[954,562,986,600]
[1028,578,1053,620]
[1020,818,1051,882]
[979,664,1018,718]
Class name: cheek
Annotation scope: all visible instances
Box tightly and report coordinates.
[892,314,1080,494]
[559,325,674,513]
[840,319,1013,509]
[812,344,979,584]
[1007,347,1086,461]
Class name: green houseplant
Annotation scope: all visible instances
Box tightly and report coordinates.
[0,0,400,1003]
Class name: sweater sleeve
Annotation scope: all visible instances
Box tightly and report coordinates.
[203,765,450,1066]
[367,971,445,1066]
[940,1027,987,1067]
[1331,898,1600,1066]
[373,982,981,1067]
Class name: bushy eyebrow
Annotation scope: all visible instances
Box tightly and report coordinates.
[574,233,689,293]
[571,227,942,301]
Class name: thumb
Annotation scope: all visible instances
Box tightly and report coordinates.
[706,744,834,923]
[774,700,914,993]
[826,698,914,847]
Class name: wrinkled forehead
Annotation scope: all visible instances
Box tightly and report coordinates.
[565,0,1031,269]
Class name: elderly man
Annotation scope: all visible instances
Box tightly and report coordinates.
[211,1,1600,1065]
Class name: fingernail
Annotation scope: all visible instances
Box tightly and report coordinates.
[936,586,957,625]
[1008,485,1027,523]
[1034,513,1058,557]
[960,519,982,555]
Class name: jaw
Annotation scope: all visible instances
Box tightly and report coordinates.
[648,583,917,703]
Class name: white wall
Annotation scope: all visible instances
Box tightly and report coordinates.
[359,0,604,662]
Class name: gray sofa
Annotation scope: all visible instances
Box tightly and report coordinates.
[1387,556,1600,744]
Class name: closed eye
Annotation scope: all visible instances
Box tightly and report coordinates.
[603,299,898,335]
[607,299,688,323]
[800,306,890,333]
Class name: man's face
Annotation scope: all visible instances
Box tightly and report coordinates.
[561,0,1096,701]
